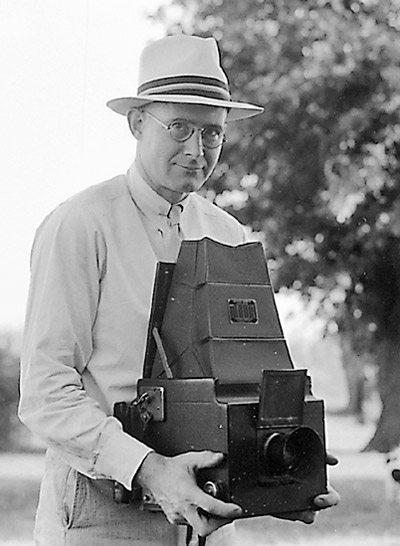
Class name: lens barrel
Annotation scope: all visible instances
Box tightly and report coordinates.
[261,426,323,479]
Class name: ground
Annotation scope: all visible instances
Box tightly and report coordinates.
[1,412,399,546]
[2,315,397,545]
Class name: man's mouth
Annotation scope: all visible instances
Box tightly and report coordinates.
[177,164,202,171]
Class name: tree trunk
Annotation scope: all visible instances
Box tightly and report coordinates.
[364,338,400,452]
[339,335,367,423]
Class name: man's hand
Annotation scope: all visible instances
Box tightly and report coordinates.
[271,452,340,524]
[280,484,340,524]
[134,450,242,537]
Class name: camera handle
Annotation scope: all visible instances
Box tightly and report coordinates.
[152,327,174,378]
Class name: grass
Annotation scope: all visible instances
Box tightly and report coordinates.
[237,477,400,545]
[0,478,40,542]
[3,305,394,544]
[0,325,394,546]
[0,447,399,546]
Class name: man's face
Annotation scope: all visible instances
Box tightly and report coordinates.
[134,102,227,203]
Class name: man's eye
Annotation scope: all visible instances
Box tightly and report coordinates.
[171,121,189,133]
[204,127,222,139]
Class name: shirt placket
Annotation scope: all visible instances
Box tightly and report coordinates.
[159,204,183,262]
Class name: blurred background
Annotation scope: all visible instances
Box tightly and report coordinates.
[1,0,400,544]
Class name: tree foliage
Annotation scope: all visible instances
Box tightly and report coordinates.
[151,0,400,450]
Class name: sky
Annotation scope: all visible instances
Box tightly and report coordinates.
[0,0,168,330]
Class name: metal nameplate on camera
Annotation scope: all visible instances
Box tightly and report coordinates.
[228,298,258,324]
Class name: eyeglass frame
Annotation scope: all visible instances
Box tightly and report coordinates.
[143,110,227,149]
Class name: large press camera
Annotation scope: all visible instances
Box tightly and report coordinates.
[114,238,327,517]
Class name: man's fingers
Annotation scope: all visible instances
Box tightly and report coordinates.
[183,504,233,538]
[326,452,339,466]
[178,450,225,472]
[136,450,243,537]
[271,509,316,524]
[271,483,340,524]
[296,510,316,524]
[314,485,340,509]
[183,504,210,537]
[190,486,242,520]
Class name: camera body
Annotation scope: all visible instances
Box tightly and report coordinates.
[114,238,327,517]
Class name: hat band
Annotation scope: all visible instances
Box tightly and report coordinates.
[138,75,231,102]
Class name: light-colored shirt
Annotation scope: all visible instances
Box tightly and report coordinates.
[19,162,248,490]
[127,164,186,262]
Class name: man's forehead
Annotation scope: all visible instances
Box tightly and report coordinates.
[146,102,228,123]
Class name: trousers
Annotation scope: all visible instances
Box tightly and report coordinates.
[34,449,236,545]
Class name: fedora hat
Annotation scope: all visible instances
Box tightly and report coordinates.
[106,35,263,121]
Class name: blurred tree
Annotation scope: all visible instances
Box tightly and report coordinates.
[0,345,19,451]
[151,0,400,451]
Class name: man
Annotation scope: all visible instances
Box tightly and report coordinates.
[19,35,338,546]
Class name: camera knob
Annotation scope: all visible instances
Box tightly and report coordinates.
[203,480,221,498]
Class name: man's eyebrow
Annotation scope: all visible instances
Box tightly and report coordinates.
[205,123,225,130]
[170,117,225,129]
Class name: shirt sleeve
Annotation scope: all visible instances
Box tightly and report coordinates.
[18,202,152,489]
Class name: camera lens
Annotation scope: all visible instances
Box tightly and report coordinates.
[261,427,323,479]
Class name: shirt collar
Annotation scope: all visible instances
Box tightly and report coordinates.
[126,162,187,220]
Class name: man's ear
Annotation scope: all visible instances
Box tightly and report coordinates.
[127,108,144,140]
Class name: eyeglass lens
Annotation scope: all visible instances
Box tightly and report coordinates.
[168,120,224,149]
[144,111,225,149]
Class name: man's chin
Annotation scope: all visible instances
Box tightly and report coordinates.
[182,179,206,194]
[178,173,206,191]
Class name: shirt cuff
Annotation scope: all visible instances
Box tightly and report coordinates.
[95,428,153,490]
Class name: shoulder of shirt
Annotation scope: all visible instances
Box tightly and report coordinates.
[184,193,258,244]
[185,193,247,234]
[63,174,128,209]
[39,175,129,225]
[186,192,239,221]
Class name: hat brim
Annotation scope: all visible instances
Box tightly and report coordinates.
[106,95,263,121]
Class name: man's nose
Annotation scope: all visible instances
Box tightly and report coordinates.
[183,128,205,158]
